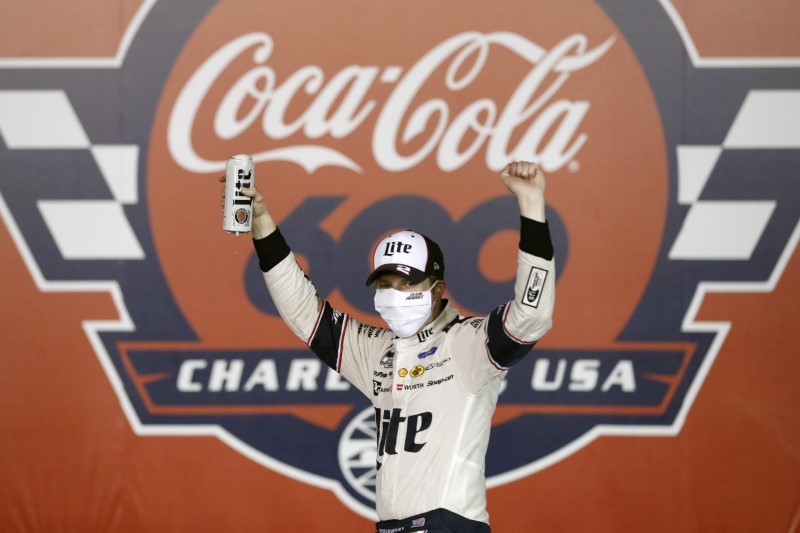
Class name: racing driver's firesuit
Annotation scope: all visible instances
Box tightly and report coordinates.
[238,161,555,533]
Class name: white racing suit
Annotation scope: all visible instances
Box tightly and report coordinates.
[253,217,555,529]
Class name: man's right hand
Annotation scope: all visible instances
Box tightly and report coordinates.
[219,175,277,239]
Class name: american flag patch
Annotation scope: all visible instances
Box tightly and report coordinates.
[412,518,426,527]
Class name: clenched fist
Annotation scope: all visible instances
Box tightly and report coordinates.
[500,161,546,222]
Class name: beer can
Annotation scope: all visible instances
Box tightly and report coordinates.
[223,154,254,235]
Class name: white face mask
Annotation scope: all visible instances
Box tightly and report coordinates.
[374,282,437,338]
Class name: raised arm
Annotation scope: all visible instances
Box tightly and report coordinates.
[227,178,393,397]
[483,161,555,369]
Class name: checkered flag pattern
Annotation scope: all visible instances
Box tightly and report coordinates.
[669,90,800,260]
[0,90,144,259]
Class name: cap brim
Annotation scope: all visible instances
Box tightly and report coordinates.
[365,264,427,286]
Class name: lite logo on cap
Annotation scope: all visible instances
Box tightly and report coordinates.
[365,230,445,286]
[382,241,412,256]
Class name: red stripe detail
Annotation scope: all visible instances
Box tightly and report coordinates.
[306,304,325,346]
[501,301,534,345]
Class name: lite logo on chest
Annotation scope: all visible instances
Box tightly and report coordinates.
[374,407,433,461]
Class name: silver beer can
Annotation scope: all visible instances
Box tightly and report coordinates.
[223,154,254,235]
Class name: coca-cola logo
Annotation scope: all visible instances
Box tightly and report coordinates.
[168,31,614,174]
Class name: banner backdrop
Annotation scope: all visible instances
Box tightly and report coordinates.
[1,1,798,531]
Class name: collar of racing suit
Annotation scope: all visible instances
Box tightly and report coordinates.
[393,299,460,347]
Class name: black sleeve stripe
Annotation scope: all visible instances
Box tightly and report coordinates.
[336,317,349,373]
[520,217,554,261]
[308,301,348,371]
[252,227,292,272]
[485,303,536,369]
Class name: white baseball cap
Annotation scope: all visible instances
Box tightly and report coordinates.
[365,230,445,286]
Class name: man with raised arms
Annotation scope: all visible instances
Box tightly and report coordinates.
[233,161,555,533]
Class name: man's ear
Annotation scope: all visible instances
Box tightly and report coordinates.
[433,280,446,297]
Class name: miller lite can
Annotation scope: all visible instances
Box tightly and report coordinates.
[223,154,254,235]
